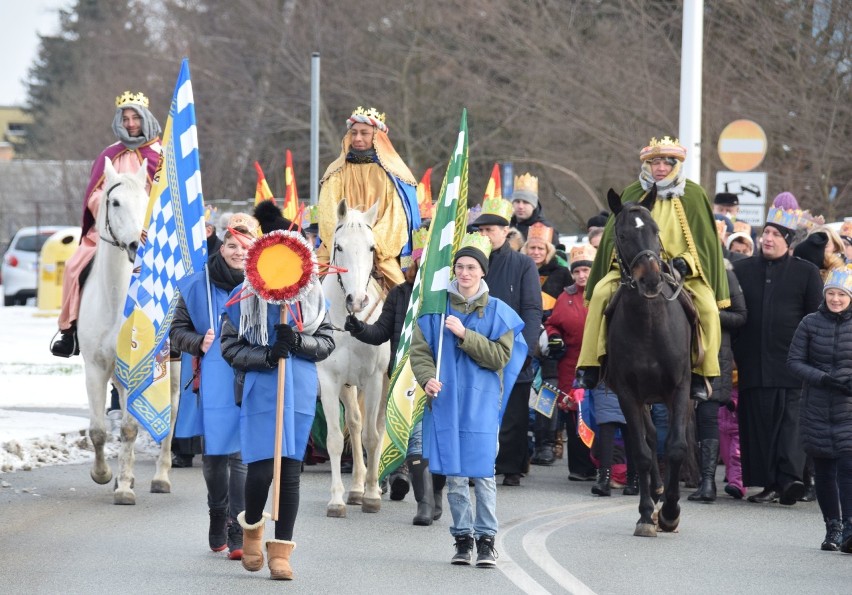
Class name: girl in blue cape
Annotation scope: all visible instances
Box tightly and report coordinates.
[410,235,527,569]
[220,203,335,581]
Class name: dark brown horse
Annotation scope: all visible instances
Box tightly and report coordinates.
[603,185,692,537]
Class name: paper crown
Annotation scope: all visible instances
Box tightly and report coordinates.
[798,210,825,231]
[115,91,149,109]
[228,212,260,237]
[527,222,554,244]
[733,220,752,234]
[466,204,482,226]
[514,173,539,196]
[840,220,852,239]
[639,136,687,162]
[204,204,217,224]
[480,196,513,223]
[347,106,388,133]
[458,232,493,259]
[824,266,852,296]
[570,244,597,266]
[301,204,319,227]
[412,226,429,252]
[766,206,802,231]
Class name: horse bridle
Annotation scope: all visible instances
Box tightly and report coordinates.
[613,217,684,301]
[332,221,375,315]
[99,182,128,251]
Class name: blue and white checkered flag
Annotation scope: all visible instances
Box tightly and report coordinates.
[116,59,207,442]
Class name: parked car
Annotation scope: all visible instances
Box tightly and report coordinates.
[2,226,77,306]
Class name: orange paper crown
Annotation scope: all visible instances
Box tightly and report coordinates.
[526,222,554,244]
[570,244,597,266]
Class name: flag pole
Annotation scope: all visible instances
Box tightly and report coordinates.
[204,265,214,330]
[271,308,286,521]
[434,312,446,385]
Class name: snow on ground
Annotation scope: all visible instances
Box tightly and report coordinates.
[0,304,159,473]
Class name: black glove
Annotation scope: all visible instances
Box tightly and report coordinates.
[547,334,565,359]
[274,323,301,349]
[344,314,365,334]
[671,257,690,279]
[268,341,290,362]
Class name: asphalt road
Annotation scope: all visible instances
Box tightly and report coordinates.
[0,455,847,594]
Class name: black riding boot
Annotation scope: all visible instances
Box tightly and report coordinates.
[408,456,434,526]
[532,412,556,465]
[432,473,445,520]
[389,462,410,501]
[688,439,719,502]
[690,373,709,401]
[51,325,79,358]
[591,467,611,497]
[576,367,599,390]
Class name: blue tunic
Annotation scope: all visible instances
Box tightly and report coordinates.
[224,291,318,464]
[173,269,241,455]
[419,297,527,478]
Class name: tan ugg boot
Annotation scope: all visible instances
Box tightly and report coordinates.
[266,539,296,580]
[237,511,269,572]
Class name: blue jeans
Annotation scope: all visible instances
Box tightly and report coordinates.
[651,404,668,458]
[405,420,423,457]
[447,475,498,538]
[202,452,247,520]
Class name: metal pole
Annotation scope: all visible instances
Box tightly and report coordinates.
[310,52,321,205]
[679,0,703,184]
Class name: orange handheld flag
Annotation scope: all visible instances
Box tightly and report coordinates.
[254,161,276,206]
[283,150,299,221]
[483,163,502,201]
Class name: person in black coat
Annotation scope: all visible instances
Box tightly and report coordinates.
[788,269,852,552]
[471,199,543,486]
[509,172,560,244]
[732,213,823,504]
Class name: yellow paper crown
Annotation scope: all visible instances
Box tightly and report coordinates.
[766,206,801,230]
[228,212,260,237]
[514,173,539,196]
[480,196,513,223]
[639,135,687,162]
[526,222,553,244]
[115,91,149,109]
[824,266,852,295]
[733,220,752,234]
[798,210,825,231]
[412,226,429,252]
[570,244,597,266]
[347,106,389,133]
[458,232,493,259]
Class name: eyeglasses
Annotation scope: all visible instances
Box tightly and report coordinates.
[645,157,677,167]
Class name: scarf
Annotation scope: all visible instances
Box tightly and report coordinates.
[639,160,685,199]
[207,252,244,293]
[346,148,377,164]
[112,104,162,150]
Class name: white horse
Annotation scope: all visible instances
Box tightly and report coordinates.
[317,200,390,517]
[78,157,177,505]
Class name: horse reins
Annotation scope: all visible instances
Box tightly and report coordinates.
[99,182,128,251]
[330,220,387,330]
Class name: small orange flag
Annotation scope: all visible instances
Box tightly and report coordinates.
[283,150,299,221]
[417,168,433,221]
[483,162,502,201]
[254,161,276,206]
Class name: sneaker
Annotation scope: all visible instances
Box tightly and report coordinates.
[208,509,228,552]
[451,534,475,565]
[227,519,243,560]
[475,536,498,568]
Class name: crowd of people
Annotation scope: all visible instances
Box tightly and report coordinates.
[52,94,852,580]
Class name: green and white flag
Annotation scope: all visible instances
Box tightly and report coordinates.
[378,109,469,480]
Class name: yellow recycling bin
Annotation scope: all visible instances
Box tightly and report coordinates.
[38,228,81,310]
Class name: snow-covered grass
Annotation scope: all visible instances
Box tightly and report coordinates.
[0,304,159,473]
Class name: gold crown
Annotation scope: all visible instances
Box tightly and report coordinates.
[526,222,553,244]
[115,91,149,108]
[514,173,538,196]
[570,244,597,265]
[640,135,687,162]
[824,266,852,295]
[351,106,386,123]
[458,233,493,259]
[480,196,513,223]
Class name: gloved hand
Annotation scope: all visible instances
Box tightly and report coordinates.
[671,257,690,279]
[822,374,852,395]
[547,334,565,359]
[274,323,301,352]
[268,341,290,362]
[344,314,365,334]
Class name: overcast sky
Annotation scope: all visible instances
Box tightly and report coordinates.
[0,0,72,106]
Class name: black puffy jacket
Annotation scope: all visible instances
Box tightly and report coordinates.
[710,265,747,404]
[350,281,412,377]
[788,303,852,457]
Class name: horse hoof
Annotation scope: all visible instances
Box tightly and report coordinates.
[634,523,658,537]
[150,479,171,494]
[327,504,347,518]
[346,491,364,505]
[114,489,136,505]
[658,510,680,533]
[90,468,113,485]
[361,498,381,513]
